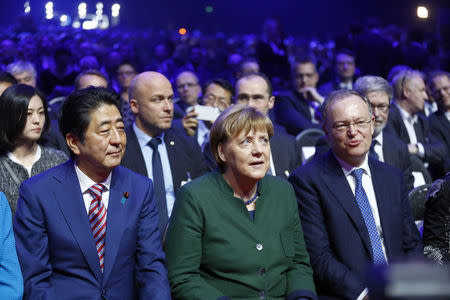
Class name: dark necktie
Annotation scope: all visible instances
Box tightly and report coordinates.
[88,184,107,273]
[352,169,386,264]
[369,140,379,161]
[148,137,168,233]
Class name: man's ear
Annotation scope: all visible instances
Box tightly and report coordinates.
[268,95,275,110]
[66,133,82,156]
[129,98,139,115]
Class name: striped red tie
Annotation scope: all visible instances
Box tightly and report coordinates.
[88,184,107,273]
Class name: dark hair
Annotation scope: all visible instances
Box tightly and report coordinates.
[115,60,138,75]
[74,69,108,90]
[0,84,49,154]
[334,49,356,65]
[59,87,121,157]
[0,72,18,85]
[204,78,234,96]
[291,56,318,75]
[236,72,273,97]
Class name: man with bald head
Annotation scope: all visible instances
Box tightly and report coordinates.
[121,71,208,234]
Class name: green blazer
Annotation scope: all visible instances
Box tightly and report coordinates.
[165,171,316,300]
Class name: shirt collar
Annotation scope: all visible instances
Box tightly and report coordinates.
[334,153,372,178]
[445,111,450,122]
[74,162,112,194]
[374,131,383,146]
[395,101,418,123]
[133,122,166,149]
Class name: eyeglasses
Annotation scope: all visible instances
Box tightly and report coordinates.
[332,119,372,132]
[371,104,390,112]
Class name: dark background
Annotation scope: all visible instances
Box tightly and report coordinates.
[1,0,449,38]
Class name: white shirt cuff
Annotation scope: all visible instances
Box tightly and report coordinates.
[356,288,368,300]
[417,143,425,158]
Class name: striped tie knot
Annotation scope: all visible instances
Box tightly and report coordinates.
[88,184,105,200]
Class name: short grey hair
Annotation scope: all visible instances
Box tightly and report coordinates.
[320,90,372,127]
[5,60,37,80]
[391,69,424,100]
[354,75,393,101]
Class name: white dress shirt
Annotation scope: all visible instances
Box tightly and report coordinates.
[373,132,385,162]
[133,123,176,217]
[395,103,425,158]
[74,163,112,214]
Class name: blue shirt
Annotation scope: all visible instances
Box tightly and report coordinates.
[133,123,176,217]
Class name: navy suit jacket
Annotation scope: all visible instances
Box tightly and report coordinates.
[429,110,450,177]
[14,160,170,300]
[274,90,321,136]
[386,104,447,164]
[288,151,422,300]
[121,126,208,232]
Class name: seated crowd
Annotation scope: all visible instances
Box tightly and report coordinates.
[0,17,449,300]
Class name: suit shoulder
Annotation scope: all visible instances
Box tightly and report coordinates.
[115,165,152,185]
[370,158,403,178]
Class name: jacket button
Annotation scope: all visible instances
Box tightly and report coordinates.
[256,243,263,251]
[258,267,266,275]
[259,290,266,299]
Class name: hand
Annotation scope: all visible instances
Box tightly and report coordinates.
[408,143,418,155]
[300,87,324,105]
[182,110,199,136]
[362,295,370,300]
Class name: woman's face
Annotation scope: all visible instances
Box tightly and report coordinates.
[219,128,271,183]
[19,95,45,143]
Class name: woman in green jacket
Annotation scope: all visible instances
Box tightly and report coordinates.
[165,104,317,300]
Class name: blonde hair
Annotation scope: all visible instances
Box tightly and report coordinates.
[210,103,274,172]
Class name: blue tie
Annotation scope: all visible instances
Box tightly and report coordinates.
[148,137,168,234]
[369,140,379,161]
[352,168,386,264]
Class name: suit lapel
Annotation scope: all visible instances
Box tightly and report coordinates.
[320,152,373,256]
[53,160,103,283]
[124,128,148,177]
[369,160,392,259]
[102,167,127,283]
[165,130,184,194]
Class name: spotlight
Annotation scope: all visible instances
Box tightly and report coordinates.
[417,6,429,19]
[24,1,30,14]
[79,2,87,19]
[45,2,53,10]
[178,28,187,35]
[111,4,120,18]
[96,2,104,10]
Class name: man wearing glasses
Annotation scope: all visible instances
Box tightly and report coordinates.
[289,90,422,300]
[354,75,415,192]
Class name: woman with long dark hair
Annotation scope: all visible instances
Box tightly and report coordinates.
[0,84,67,215]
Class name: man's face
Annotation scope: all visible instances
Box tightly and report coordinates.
[77,74,108,90]
[324,95,374,167]
[293,62,319,91]
[366,90,390,137]
[236,76,274,116]
[430,74,450,111]
[202,83,232,112]
[175,71,201,106]
[130,76,174,137]
[14,71,36,88]
[117,64,137,90]
[335,53,355,82]
[70,104,126,177]
[404,75,428,114]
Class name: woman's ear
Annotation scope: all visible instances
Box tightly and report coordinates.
[217,143,227,163]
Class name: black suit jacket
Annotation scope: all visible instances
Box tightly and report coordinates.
[203,125,300,180]
[274,90,320,135]
[429,110,450,176]
[386,104,447,165]
[121,126,208,232]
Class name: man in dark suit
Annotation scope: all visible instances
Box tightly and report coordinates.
[318,49,357,97]
[121,71,208,234]
[289,90,422,300]
[14,88,170,300]
[354,75,415,191]
[274,57,323,135]
[428,70,450,177]
[386,70,447,177]
[235,72,300,179]
[173,70,202,118]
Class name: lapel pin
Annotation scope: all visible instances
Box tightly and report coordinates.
[121,192,129,205]
[170,141,175,146]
